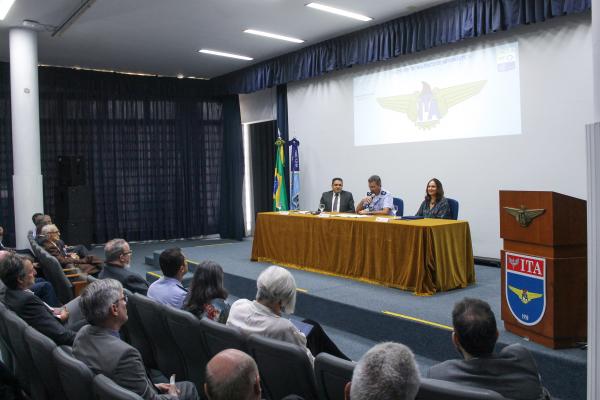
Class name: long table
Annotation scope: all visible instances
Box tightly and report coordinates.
[251,212,475,295]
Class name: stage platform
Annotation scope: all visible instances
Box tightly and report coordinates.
[126,238,585,400]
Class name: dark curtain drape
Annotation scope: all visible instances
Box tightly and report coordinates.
[276,84,290,208]
[218,95,245,240]
[0,64,15,246]
[0,63,245,244]
[212,0,590,94]
[250,120,277,214]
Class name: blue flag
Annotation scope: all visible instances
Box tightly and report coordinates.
[289,138,300,210]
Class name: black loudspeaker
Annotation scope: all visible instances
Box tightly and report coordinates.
[57,156,86,186]
[59,219,93,246]
[55,186,93,221]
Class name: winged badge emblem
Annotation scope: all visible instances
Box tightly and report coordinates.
[376,80,487,129]
[508,285,543,304]
[504,205,545,227]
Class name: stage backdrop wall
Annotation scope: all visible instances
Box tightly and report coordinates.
[284,14,592,259]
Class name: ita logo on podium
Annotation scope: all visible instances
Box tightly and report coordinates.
[505,252,546,326]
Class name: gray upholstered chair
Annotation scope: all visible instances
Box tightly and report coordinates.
[163,306,211,392]
[130,293,187,379]
[416,378,506,400]
[314,353,356,400]
[24,325,66,400]
[199,317,248,357]
[247,334,318,400]
[53,345,96,400]
[93,374,143,400]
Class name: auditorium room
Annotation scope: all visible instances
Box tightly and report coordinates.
[1,0,599,399]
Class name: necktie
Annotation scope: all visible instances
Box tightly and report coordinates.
[333,193,339,212]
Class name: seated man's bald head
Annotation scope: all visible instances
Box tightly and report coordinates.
[205,349,260,400]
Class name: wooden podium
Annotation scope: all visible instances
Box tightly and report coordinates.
[499,191,587,348]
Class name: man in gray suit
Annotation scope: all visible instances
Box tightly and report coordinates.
[319,177,355,212]
[427,298,548,400]
[73,279,199,400]
[99,239,149,295]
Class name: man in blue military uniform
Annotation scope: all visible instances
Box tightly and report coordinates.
[356,175,394,216]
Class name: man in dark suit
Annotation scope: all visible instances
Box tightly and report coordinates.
[73,279,199,400]
[427,298,548,400]
[319,177,355,212]
[99,239,149,295]
[0,253,76,346]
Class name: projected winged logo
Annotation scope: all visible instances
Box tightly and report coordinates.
[376,80,487,129]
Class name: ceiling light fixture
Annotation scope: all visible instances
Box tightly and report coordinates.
[306,2,372,22]
[199,49,253,61]
[0,0,16,20]
[244,29,304,43]
[53,0,97,37]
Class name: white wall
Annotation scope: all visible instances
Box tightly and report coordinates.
[285,14,592,258]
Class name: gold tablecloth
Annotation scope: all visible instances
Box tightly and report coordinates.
[251,212,475,295]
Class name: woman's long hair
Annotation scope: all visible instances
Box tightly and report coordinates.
[184,261,228,316]
[425,178,444,201]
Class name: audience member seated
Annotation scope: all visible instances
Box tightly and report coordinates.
[0,253,77,346]
[427,297,548,400]
[74,279,199,400]
[415,178,450,219]
[183,261,230,323]
[204,349,261,400]
[147,248,188,308]
[99,239,149,295]
[0,226,36,260]
[35,214,53,244]
[227,265,348,363]
[40,224,102,275]
[345,342,419,400]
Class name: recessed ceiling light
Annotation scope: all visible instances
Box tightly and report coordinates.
[199,49,253,61]
[177,74,184,79]
[0,0,16,20]
[244,29,304,44]
[306,2,372,22]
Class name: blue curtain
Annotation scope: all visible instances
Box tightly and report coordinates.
[218,95,245,240]
[0,63,244,244]
[276,84,291,208]
[213,0,590,94]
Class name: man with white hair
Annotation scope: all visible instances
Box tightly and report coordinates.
[204,349,261,400]
[227,265,347,362]
[98,238,149,295]
[73,279,199,400]
[345,342,420,400]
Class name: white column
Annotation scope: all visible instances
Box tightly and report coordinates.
[9,28,44,249]
[589,0,600,397]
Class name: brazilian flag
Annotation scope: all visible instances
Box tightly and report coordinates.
[273,137,288,211]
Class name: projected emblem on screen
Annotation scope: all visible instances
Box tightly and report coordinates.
[376,80,486,129]
[353,42,521,145]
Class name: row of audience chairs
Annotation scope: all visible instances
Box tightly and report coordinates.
[27,231,88,304]
[0,300,139,400]
[122,292,504,400]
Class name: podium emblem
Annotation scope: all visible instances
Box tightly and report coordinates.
[505,252,546,326]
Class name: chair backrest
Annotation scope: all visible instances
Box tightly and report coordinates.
[164,307,211,391]
[93,374,143,400]
[4,309,50,399]
[120,289,156,368]
[247,334,318,400]
[416,378,506,400]
[0,304,14,371]
[24,325,66,400]
[393,197,404,216]
[131,293,187,379]
[200,317,248,357]
[53,345,95,400]
[314,353,355,400]
[37,246,74,304]
[446,198,459,220]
